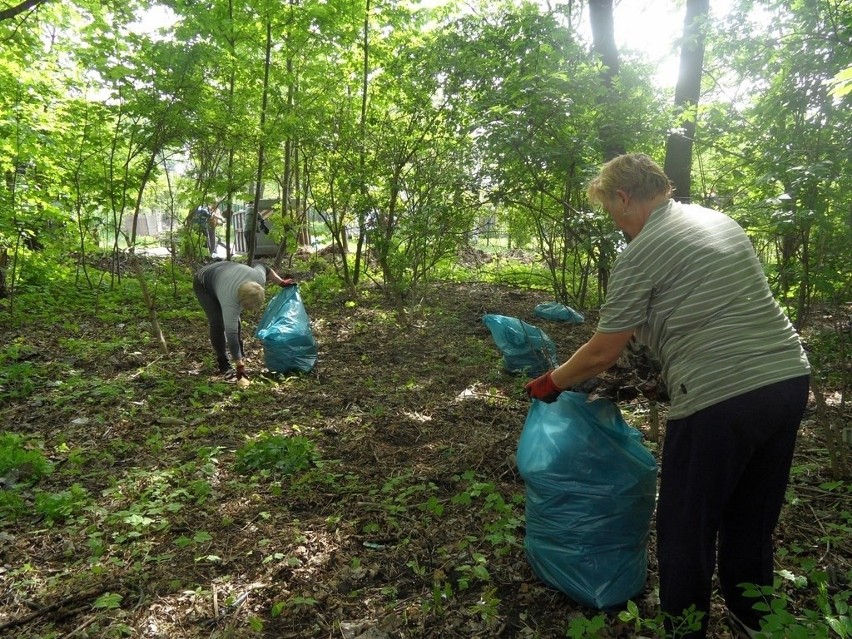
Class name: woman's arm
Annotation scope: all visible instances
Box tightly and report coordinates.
[526,329,635,401]
[551,329,635,390]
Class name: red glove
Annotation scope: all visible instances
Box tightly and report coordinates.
[525,370,562,403]
[236,364,248,380]
[279,279,296,287]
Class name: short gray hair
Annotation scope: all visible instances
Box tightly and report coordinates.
[588,153,673,204]
[237,281,265,311]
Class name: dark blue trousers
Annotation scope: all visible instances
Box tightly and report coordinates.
[657,375,810,637]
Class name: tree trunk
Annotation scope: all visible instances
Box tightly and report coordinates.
[249,18,273,264]
[588,0,625,160]
[223,0,238,261]
[351,0,371,294]
[275,0,298,269]
[130,255,169,355]
[664,0,710,202]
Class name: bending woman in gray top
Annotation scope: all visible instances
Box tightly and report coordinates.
[193,261,294,380]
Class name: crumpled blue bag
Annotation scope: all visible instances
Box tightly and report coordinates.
[482,314,557,377]
[517,392,658,609]
[534,301,584,323]
[255,286,317,373]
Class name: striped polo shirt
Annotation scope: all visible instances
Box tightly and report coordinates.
[597,199,810,419]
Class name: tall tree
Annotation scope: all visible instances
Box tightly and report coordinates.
[351,0,372,293]
[664,0,710,202]
[247,17,273,263]
[701,0,852,328]
[588,0,625,160]
[436,3,662,305]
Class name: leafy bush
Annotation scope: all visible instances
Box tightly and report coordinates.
[298,271,343,306]
[234,435,316,476]
[0,490,27,521]
[0,432,53,480]
[35,483,89,524]
[744,577,852,639]
[0,342,43,403]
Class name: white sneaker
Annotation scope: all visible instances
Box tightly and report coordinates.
[726,610,762,638]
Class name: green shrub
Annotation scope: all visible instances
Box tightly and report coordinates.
[0,342,43,403]
[234,434,316,476]
[299,271,343,305]
[35,483,89,524]
[0,432,53,480]
[0,490,27,521]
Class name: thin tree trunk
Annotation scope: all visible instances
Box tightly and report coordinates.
[224,0,238,261]
[275,15,296,270]
[352,0,371,294]
[588,0,625,160]
[664,0,710,202]
[130,255,169,355]
[128,150,158,249]
[128,147,168,354]
[249,18,273,264]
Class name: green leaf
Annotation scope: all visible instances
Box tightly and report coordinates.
[828,65,852,98]
[195,555,221,563]
[93,592,123,610]
[192,531,213,543]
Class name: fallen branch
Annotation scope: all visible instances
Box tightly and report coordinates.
[0,583,116,632]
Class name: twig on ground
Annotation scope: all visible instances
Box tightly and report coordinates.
[0,583,116,633]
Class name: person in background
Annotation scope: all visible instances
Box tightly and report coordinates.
[244,203,272,256]
[193,202,222,258]
[193,260,295,380]
[525,153,810,638]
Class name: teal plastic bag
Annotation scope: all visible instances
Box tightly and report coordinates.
[534,301,584,323]
[482,314,557,377]
[517,393,657,609]
[255,286,317,373]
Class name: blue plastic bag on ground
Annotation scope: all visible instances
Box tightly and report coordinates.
[255,286,317,373]
[517,392,657,609]
[534,301,584,323]
[482,314,557,377]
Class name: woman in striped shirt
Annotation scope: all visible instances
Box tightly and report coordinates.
[526,153,810,638]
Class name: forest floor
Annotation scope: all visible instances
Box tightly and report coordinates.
[0,253,849,639]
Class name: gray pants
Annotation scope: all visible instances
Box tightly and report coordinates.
[203,225,218,255]
[193,275,243,372]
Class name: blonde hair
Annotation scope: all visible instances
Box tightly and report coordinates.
[237,281,266,311]
[587,153,673,205]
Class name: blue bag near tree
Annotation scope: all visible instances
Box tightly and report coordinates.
[482,314,558,377]
[517,392,657,609]
[255,286,317,373]
[534,301,584,323]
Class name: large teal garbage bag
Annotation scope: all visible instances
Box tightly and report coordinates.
[255,286,317,373]
[482,314,557,377]
[517,392,657,609]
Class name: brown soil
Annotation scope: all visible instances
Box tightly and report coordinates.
[0,272,848,639]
